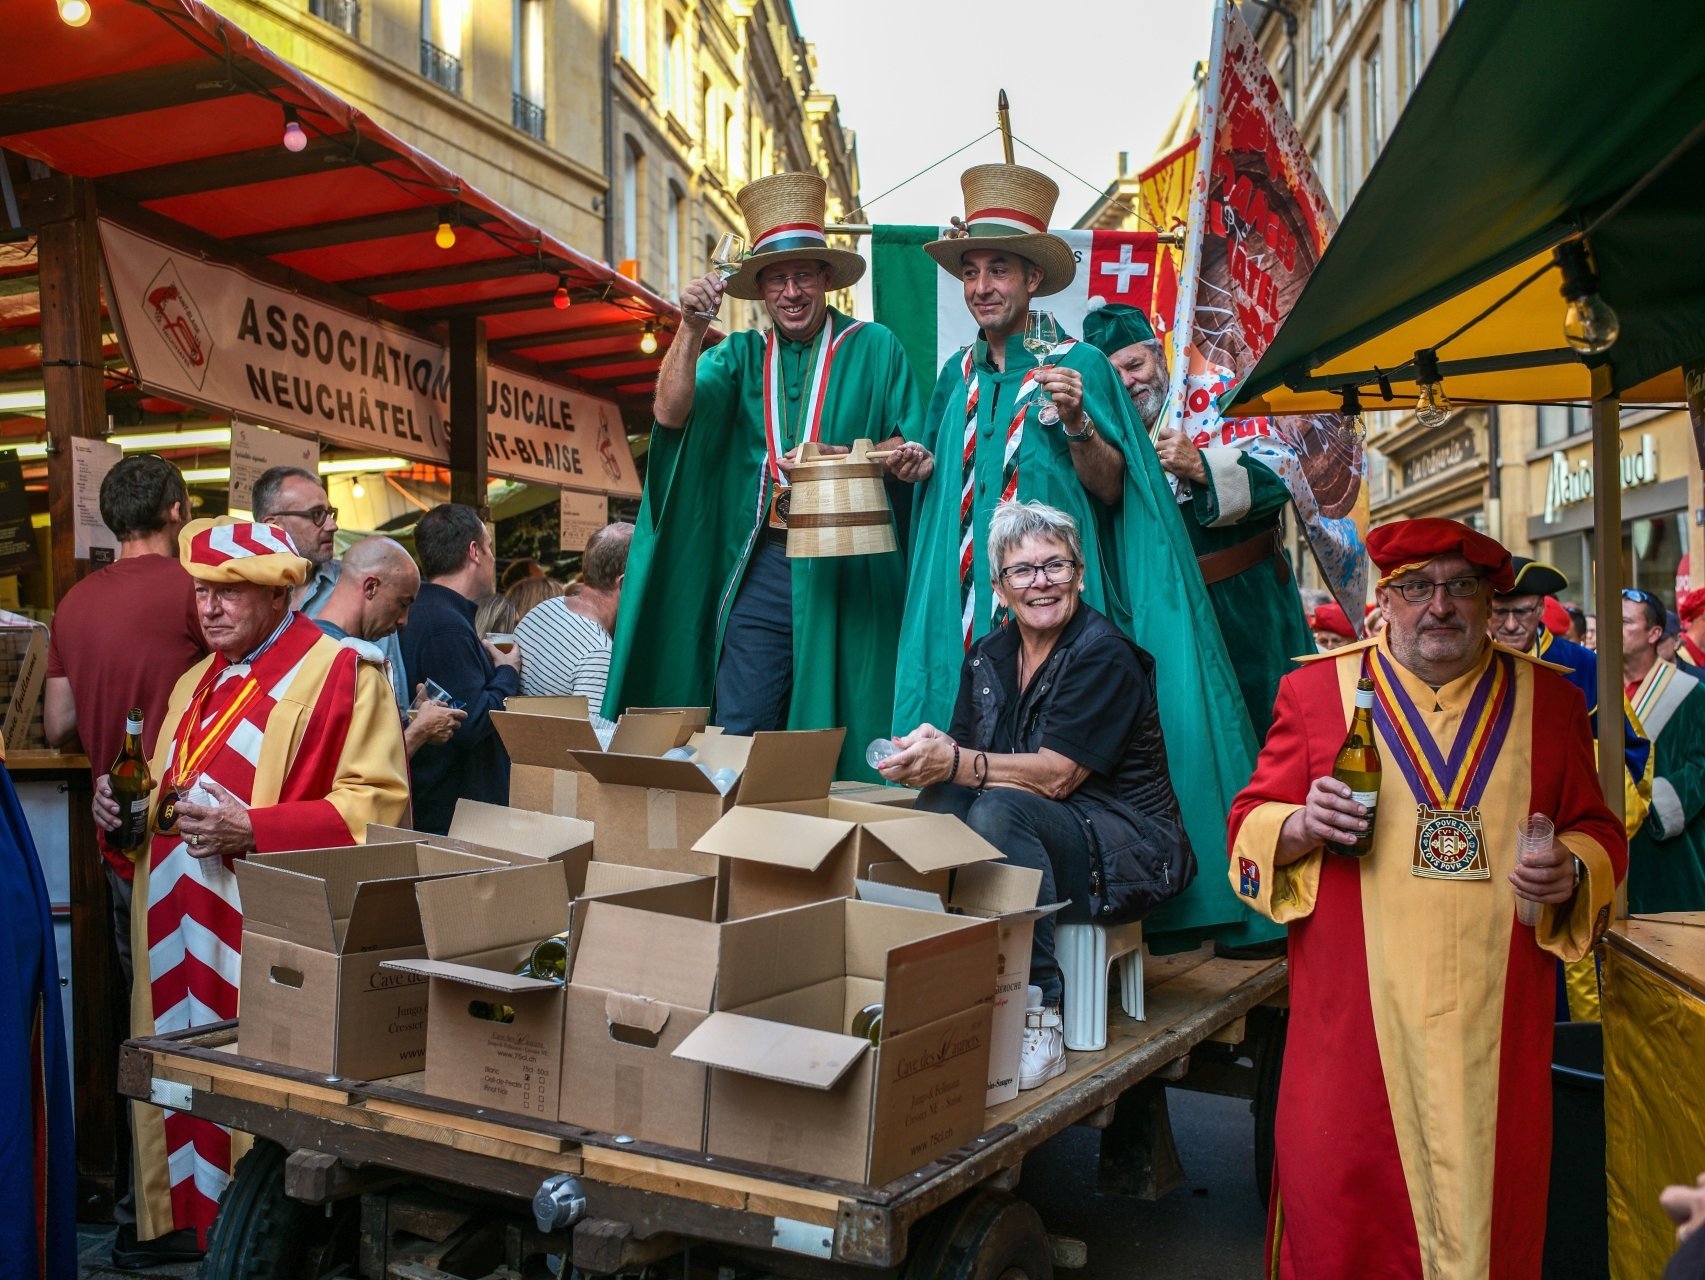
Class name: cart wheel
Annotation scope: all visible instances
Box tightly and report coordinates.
[199,1139,358,1279]
[1249,1004,1288,1211]
[904,1190,1053,1280]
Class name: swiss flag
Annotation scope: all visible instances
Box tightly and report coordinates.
[1084,231,1159,310]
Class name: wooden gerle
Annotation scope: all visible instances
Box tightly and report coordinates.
[785,439,898,558]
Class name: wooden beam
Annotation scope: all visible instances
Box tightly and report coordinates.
[488,319,648,352]
[340,253,568,299]
[100,133,398,205]
[545,348,657,375]
[0,60,280,136]
[229,205,494,257]
[448,317,488,515]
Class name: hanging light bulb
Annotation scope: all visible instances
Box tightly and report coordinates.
[552,273,571,310]
[435,217,457,250]
[281,106,308,153]
[1554,237,1620,355]
[1412,349,1452,427]
[1337,385,1366,440]
[350,477,366,499]
[639,322,659,355]
[57,0,91,26]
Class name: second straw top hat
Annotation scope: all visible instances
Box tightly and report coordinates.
[723,172,866,301]
[925,163,1076,297]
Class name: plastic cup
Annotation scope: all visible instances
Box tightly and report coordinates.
[1514,813,1555,926]
[485,632,518,654]
[866,738,900,770]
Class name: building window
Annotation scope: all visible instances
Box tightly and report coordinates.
[1362,41,1384,170]
[619,0,646,74]
[622,138,645,268]
[1332,93,1351,212]
[1308,0,1324,67]
[1276,47,1295,114]
[420,1,462,95]
[722,104,735,179]
[1537,405,1590,447]
[666,182,685,294]
[1400,0,1423,99]
[309,0,360,39]
[512,0,546,139]
[662,17,686,118]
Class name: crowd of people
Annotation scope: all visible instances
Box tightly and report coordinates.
[15,161,1705,1278]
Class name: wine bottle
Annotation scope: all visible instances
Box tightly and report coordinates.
[1329,678,1381,858]
[108,707,153,853]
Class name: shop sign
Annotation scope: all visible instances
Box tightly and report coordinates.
[1402,432,1476,487]
[98,219,640,497]
[1543,433,1658,524]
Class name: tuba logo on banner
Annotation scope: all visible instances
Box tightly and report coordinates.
[143,261,213,389]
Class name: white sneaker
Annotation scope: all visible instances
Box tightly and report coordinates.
[1018,1005,1065,1090]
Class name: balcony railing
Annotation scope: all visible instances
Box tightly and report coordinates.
[309,0,360,38]
[420,39,463,96]
[512,94,546,140]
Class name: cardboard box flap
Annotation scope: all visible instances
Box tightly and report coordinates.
[449,800,594,857]
[492,710,603,765]
[609,712,687,755]
[569,749,724,794]
[627,706,710,733]
[881,918,999,1038]
[382,956,561,994]
[715,899,846,1009]
[415,861,568,960]
[867,813,1005,874]
[944,860,1043,914]
[689,731,753,774]
[692,806,856,870]
[604,991,672,1036]
[569,901,720,1007]
[505,695,590,718]
[855,878,947,914]
[734,729,844,806]
[672,1011,867,1089]
[235,858,339,950]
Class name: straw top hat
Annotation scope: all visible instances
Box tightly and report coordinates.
[723,172,866,301]
[924,164,1076,297]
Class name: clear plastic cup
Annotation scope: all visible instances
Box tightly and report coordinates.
[1514,813,1555,926]
[866,738,900,770]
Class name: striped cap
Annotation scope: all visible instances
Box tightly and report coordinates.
[179,517,311,586]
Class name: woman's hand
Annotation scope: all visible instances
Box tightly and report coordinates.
[878,723,958,787]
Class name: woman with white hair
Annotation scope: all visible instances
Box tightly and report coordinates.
[881,500,1193,1089]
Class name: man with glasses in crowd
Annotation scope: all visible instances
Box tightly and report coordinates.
[1622,585,1705,913]
[253,465,410,711]
[1230,517,1625,1278]
[604,172,930,781]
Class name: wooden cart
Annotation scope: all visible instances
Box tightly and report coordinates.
[118,945,1286,1280]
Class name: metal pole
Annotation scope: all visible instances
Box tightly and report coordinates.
[997,90,1015,165]
[1589,366,1626,907]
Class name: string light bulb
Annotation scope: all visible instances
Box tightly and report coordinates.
[57,0,91,26]
[1337,385,1366,440]
[281,107,307,153]
[639,322,659,355]
[434,218,457,250]
[350,477,366,499]
[1554,237,1620,355]
[1412,349,1452,427]
[552,273,571,310]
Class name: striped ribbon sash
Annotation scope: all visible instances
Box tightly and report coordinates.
[762,319,864,486]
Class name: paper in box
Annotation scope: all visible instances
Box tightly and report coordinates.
[493,705,688,820]
[672,898,997,1185]
[236,841,503,1080]
[558,900,722,1148]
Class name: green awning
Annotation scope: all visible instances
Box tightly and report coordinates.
[1228,0,1705,416]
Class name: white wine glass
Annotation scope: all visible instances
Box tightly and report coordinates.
[694,233,745,319]
[1024,310,1062,424]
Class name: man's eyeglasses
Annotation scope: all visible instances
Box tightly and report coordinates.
[1491,603,1542,621]
[269,506,337,528]
[760,271,826,295]
[998,558,1080,588]
[1386,575,1486,604]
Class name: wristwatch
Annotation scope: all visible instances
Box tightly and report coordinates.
[1062,413,1095,443]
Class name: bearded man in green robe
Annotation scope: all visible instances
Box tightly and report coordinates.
[1084,303,1315,741]
[603,173,930,781]
[893,164,1276,950]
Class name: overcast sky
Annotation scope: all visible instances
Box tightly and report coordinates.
[789,0,1219,227]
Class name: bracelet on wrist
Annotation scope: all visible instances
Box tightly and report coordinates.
[949,742,961,786]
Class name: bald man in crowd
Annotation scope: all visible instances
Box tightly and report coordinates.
[312,536,464,757]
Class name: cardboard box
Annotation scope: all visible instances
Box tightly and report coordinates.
[384,861,573,1120]
[235,841,504,1080]
[493,707,685,820]
[0,623,48,751]
[370,802,593,893]
[859,862,1064,1107]
[691,735,1003,919]
[558,900,721,1147]
[673,898,997,1185]
[828,780,921,808]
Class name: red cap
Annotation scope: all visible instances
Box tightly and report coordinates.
[1680,588,1705,625]
[1542,596,1574,637]
[1310,601,1356,639]
[1366,518,1514,593]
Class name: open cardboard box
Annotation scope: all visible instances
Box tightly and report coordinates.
[828,780,921,808]
[691,734,1003,919]
[858,862,1065,1107]
[672,897,997,1185]
[558,899,722,1147]
[493,706,689,820]
[236,841,504,1080]
[368,801,593,894]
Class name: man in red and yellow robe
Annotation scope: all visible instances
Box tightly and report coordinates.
[1229,518,1626,1280]
[97,518,408,1252]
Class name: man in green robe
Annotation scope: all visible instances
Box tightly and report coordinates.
[893,164,1273,950]
[1083,304,1315,740]
[603,173,929,781]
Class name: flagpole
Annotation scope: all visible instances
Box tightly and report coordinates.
[997,90,1015,164]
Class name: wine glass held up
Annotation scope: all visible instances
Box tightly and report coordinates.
[1024,310,1063,426]
[688,233,746,320]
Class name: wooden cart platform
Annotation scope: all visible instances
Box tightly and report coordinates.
[118,945,1285,1277]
